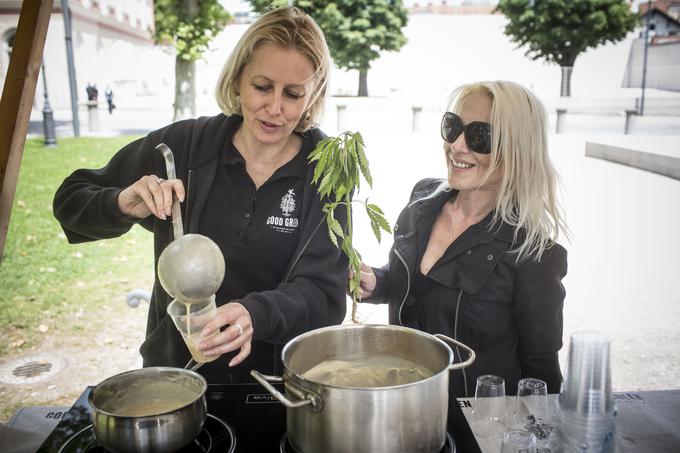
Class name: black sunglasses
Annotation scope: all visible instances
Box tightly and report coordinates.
[440,112,492,154]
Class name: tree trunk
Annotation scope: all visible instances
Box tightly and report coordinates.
[172,0,199,121]
[358,68,368,97]
[173,56,195,121]
[560,65,573,97]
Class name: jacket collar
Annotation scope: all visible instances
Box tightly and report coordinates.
[412,186,515,245]
[220,134,309,181]
[185,114,326,233]
[395,183,517,294]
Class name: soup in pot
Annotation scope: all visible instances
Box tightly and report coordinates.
[302,355,434,387]
[103,381,201,417]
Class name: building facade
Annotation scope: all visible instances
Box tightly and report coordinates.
[623,6,680,92]
[0,0,174,112]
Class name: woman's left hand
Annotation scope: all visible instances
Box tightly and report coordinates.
[198,302,252,367]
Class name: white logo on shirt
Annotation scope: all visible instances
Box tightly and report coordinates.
[266,188,299,233]
[280,189,296,217]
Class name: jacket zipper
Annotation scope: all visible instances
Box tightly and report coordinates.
[395,248,469,397]
[453,289,469,398]
[394,249,410,326]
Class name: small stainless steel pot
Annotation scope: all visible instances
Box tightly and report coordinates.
[252,324,475,453]
[88,367,207,453]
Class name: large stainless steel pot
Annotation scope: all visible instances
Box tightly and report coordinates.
[88,367,207,453]
[251,324,475,453]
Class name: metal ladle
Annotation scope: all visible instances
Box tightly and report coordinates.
[155,143,225,303]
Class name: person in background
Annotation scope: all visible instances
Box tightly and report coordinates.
[357,80,568,397]
[53,6,347,383]
[105,86,115,114]
[86,83,98,102]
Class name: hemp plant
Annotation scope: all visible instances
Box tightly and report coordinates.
[309,131,391,322]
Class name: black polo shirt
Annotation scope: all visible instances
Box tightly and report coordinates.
[200,138,308,305]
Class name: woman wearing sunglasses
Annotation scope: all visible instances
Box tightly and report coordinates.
[357,80,568,397]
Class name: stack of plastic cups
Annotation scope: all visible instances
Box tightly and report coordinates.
[556,331,617,452]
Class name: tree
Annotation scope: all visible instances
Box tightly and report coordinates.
[248,0,408,97]
[154,0,231,120]
[496,0,639,97]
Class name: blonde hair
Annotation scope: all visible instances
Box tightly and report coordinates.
[215,6,331,132]
[448,81,568,261]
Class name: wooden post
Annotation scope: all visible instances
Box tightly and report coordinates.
[0,0,54,262]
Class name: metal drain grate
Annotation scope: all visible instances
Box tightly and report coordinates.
[13,361,52,378]
[0,354,66,384]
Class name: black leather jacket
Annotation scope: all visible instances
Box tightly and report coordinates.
[364,178,567,397]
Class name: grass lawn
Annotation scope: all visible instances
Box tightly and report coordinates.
[0,137,154,355]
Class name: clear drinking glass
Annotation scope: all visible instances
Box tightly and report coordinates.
[167,296,219,363]
[501,430,537,453]
[471,374,507,439]
[510,378,554,448]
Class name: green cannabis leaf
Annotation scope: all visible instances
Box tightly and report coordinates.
[309,131,391,323]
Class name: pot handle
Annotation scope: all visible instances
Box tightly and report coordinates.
[434,334,476,370]
[250,370,322,411]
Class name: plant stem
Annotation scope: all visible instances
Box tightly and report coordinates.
[345,196,360,323]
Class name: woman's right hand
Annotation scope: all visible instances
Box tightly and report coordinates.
[353,262,377,299]
[117,175,185,220]
[198,301,253,367]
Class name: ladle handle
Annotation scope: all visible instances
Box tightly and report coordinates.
[156,143,184,239]
[170,197,183,239]
[434,333,476,370]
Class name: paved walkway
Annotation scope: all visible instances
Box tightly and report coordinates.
[27,98,680,142]
[28,106,177,139]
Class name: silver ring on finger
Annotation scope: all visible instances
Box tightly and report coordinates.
[156,177,165,184]
[234,323,244,337]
